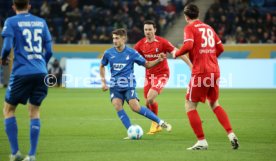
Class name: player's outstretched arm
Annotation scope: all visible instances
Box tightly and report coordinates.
[172,48,193,70]
[0,37,13,66]
[99,64,108,91]
[173,41,193,58]
[144,53,166,69]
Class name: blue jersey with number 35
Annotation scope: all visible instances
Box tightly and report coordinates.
[1,13,51,76]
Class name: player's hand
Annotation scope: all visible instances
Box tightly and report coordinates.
[158,53,166,62]
[102,83,109,92]
[172,52,176,59]
[171,50,177,59]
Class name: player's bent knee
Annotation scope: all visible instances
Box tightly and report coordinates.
[128,99,140,112]
[28,104,40,119]
[112,103,123,111]
[130,106,140,112]
[208,100,220,110]
[185,100,197,112]
[146,98,154,105]
[3,102,16,118]
[29,110,40,119]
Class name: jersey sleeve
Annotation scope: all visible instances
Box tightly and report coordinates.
[133,50,146,66]
[43,20,52,43]
[101,51,109,66]
[1,19,14,38]
[214,31,222,45]
[213,31,224,57]
[183,26,194,43]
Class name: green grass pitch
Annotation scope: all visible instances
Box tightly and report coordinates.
[0,88,276,161]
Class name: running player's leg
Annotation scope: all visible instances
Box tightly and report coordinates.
[146,89,161,134]
[24,74,47,160]
[146,75,168,134]
[127,89,172,132]
[207,73,239,149]
[4,75,30,160]
[186,75,208,150]
[112,98,131,130]
[3,102,23,160]
[110,88,131,130]
[144,77,160,133]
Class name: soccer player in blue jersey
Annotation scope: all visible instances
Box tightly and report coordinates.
[0,0,53,161]
[99,28,172,139]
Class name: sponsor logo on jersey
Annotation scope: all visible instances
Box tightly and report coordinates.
[145,54,160,58]
[113,63,126,71]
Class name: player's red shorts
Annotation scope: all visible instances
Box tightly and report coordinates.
[144,73,169,98]
[186,72,220,103]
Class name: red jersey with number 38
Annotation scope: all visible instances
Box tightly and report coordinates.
[184,20,222,74]
[134,36,175,76]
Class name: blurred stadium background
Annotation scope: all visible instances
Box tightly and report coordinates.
[0,0,276,161]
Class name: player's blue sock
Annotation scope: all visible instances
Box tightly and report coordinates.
[4,117,19,155]
[29,118,40,156]
[117,109,131,129]
[138,106,161,124]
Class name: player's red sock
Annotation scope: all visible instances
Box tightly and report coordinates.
[149,102,158,115]
[213,106,233,134]
[187,110,205,140]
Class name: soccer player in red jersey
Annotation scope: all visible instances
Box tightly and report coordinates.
[173,4,239,150]
[134,20,192,134]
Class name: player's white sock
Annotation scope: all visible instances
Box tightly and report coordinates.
[158,120,164,126]
[198,139,208,145]
[227,132,237,141]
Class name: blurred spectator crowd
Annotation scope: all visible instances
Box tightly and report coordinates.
[0,0,185,44]
[205,0,276,44]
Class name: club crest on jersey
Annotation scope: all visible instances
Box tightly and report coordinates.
[156,48,159,53]
[126,55,130,60]
[113,63,126,71]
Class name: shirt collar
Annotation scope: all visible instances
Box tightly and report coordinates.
[144,37,159,43]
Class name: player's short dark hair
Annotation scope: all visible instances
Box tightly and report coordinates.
[144,20,156,29]
[183,4,199,19]
[112,28,127,37]
[13,0,29,11]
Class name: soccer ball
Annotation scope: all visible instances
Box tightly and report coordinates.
[127,125,143,140]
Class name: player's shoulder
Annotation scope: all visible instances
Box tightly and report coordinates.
[136,37,147,45]
[104,47,114,55]
[192,20,212,29]
[126,46,137,54]
[155,36,171,43]
[155,35,166,41]
[185,23,194,31]
[30,14,47,23]
[4,15,17,24]
[7,13,47,25]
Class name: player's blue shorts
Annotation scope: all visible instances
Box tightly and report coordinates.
[5,74,48,106]
[109,88,139,103]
